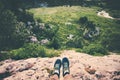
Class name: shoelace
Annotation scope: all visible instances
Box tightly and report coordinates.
[54,64,60,70]
[63,62,69,72]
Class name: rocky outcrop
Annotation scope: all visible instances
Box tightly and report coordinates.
[97,10,120,20]
[97,10,114,19]
[0,50,120,80]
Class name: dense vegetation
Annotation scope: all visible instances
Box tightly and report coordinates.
[0,0,120,61]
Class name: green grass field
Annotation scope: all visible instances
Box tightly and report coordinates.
[27,6,119,43]
[26,6,120,55]
[28,6,94,42]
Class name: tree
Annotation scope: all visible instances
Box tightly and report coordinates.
[104,32,120,52]
[0,3,29,50]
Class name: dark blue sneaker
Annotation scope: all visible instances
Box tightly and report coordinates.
[53,59,61,78]
[62,57,70,77]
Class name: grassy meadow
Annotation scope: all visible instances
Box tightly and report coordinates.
[0,5,120,61]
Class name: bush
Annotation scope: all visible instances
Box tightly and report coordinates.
[66,40,75,48]
[79,16,88,24]
[107,33,120,52]
[82,44,108,55]
[0,51,12,61]
[9,43,60,60]
[101,32,120,53]
[48,37,61,49]
[66,37,83,48]
[0,8,18,50]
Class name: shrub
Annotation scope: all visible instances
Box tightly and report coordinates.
[82,44,108,55]
[66,40,75,48]
[0,51,12,61]
[48,37,61,49]
[107,33,120,53]
[79,16,88,24]
[66,37,83,48]
[101,32,120,53]
[10,43,60,60]
[45,49,60,57]
[0,8,18,50]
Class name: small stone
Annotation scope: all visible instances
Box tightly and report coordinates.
[114,71,120,75]
[26,70,35,76]
[36,76,39,79]
[6,64,14,71]
[31,67,38,71]
[4,59,13,63]
[0,62,4,66]
[95,71,105,79]
[85,67,96,74]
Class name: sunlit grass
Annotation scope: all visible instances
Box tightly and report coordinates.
[27,6,97,22]
[28,6,98,41]
[27,6,120,55]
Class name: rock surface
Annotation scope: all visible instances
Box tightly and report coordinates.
[97,10,114,19]
[0,50,120,80]
[97,10,120,20]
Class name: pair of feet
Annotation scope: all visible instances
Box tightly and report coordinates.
[53,57,70,78]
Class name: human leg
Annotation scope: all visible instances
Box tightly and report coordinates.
[62,57,73,80]
[49,59,61,80]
